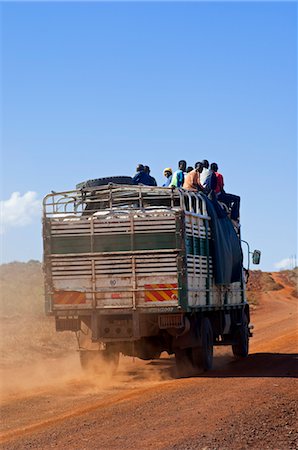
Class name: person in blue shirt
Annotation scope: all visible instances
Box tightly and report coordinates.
[162,168,173,187]
[144,165,157,186]
[132,164,153,186]
[170,160,187,188]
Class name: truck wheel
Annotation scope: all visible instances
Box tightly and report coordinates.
[79,349,119,374]
[76,176,133,189]
[175,348,194,378]
[79,350,93,371]
[201,317,213,370]
[192,317,214,371]
[101,348,120,371]
[232,313,249,358]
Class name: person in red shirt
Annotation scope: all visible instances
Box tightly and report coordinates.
[210,163,224,194]
[210,162,240,221]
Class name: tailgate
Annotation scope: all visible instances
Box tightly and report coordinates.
[44,210,182,312]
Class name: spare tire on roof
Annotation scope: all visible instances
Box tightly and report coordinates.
[76,176,133,189]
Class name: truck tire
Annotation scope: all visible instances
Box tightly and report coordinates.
[201,317,213,370]
[76,176,133,189]
[192,317,214,371]
[175,348,194,378]
[79,349,119,374]
[232,312,249,358]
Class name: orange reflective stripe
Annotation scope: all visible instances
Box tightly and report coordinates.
[158,290,172,301]
[144,283,178,302]
[53,291,86,305]
[145,291,159,302]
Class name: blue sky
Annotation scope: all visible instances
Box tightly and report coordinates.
[1,1,297,271]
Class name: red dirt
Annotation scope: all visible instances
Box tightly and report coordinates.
[0,269,297,449]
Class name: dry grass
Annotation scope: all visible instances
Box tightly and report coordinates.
[0,261,76,369]
[277,268,298,297]
[246,270,283,305]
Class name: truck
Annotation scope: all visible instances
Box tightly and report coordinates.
[43,177,261,376]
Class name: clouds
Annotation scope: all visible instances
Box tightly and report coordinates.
[0,192,41,234]
[274,258,296,271]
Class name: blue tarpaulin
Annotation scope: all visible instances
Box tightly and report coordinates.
[205,196,242,285]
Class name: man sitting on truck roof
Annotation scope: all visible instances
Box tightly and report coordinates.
[132,164,154,186]
[210,162,240,221]
[183,162,204,192]
[200,159,217,194]
[200,160,211,185]
[144,165,157,186]
[170,160,187,188]
[162,168,173,187]
[210,163,223,194]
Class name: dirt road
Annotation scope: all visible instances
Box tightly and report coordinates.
[1,273,297,449]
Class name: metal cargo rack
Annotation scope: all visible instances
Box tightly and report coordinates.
[43,184,209,218]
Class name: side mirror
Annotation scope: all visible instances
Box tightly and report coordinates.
[252,250,261,265]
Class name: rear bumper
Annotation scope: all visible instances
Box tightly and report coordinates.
[53,303,249,342]
[48,301,248,318]
[55,310,183,341]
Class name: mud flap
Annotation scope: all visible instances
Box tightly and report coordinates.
[55,317,81,332]
[173,317,200,350]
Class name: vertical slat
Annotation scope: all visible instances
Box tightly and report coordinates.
[132,256,137,310]
[176,211,188,310]
[90,217,96,308]
[204,218,210,306]
[130,212,134,251]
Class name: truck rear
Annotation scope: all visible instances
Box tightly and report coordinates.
[43,183,259,375]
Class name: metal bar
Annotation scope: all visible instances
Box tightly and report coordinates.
[90,217,96,308]
[239,230,246,303]
[109,185,113,209]
[97,287,181,292]
[96,303,176,310]
[132,256,137,310]
[49,287,182,295]
[204,218,210,306]
[52,303,247,312]
[184,211,210,220]
[43,188,210,220]
[241,239,251,271]
[49,249,181,257]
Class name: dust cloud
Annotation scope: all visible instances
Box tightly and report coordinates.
[0,352,174,404]
[0,354,80,400]
[0,261,259,404]
[0,262,175,405]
